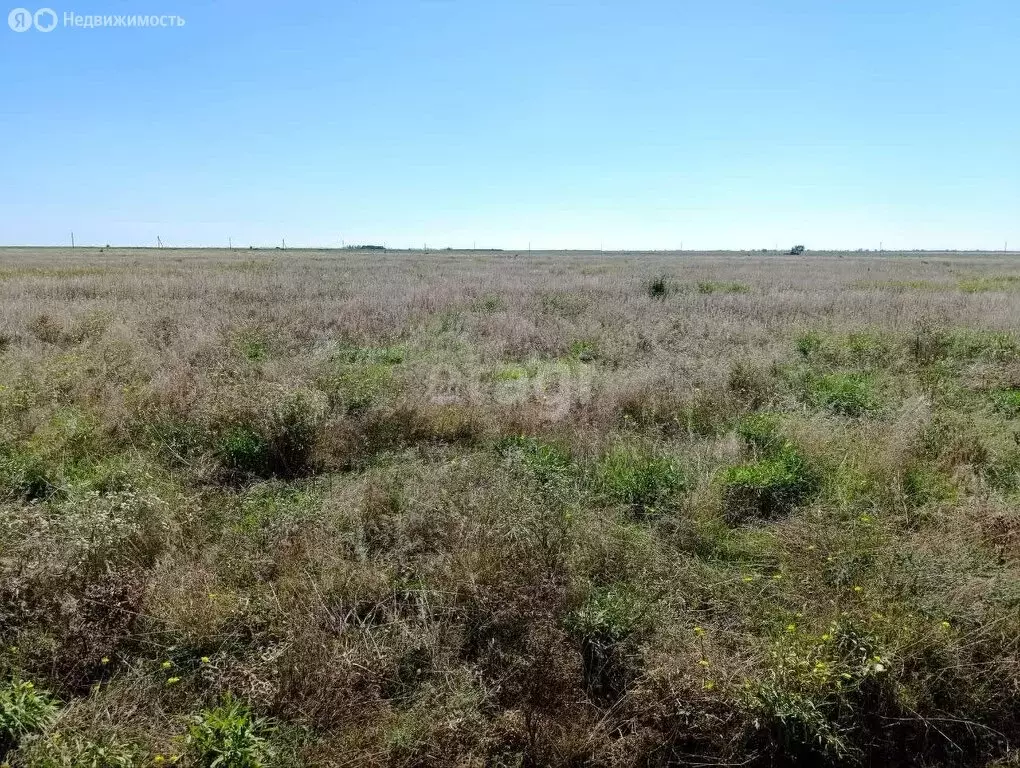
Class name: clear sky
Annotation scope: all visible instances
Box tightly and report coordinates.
[2,0,1018,250]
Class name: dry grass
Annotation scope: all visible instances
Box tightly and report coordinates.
[1,246,1020,766]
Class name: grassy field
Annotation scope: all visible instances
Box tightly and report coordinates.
[1,246,1019,766]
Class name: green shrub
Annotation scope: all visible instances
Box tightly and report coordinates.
[803,373,880,417]
[594,447,687,513]
[722,445,817,523]
[0,680,60,755]
[647,275,671,299]
[185,696,275,768]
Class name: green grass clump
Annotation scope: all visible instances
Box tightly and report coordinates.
[317,344,403,411]
[567,585,645,647]
[946,330,1020,362]
[984,448,1020,493]
[795,330,824,359]
[0,680,60,756]
[541,292,588,317]
[498,435,574,485]
[902,465,957,506]
[18,733,146,767]
[568,339,597,361]
[722,444,817,523]
[852,279,944,291]
[674,389,737,436]
[803,373,880,417]
[216,426,270,475]
[233,329,271,362]
[491,363,531,382]
[214,392,323,479]
[472,293,506,313]
[735,411,786,453]
[594,447,686,513]
[0,449,57,501]
[567,585,648,701]
[990,388,1020,417]
[794,330,892,368]
[185,696,275,768]
[743,619,890,761]
[958,275,1020,293]
[913,328,1020,365]
[695,280,749,294]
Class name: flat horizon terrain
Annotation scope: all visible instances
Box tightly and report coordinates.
[1,246,1016,256]
[1,247,1019,766]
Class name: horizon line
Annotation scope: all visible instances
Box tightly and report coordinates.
[0,245,1016,255]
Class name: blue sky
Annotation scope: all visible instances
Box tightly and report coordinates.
[2,0,1018,250]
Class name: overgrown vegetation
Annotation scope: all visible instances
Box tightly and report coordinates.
[0,247,1018,766]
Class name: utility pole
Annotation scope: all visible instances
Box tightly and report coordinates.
[70,232,75,249]
[157,236,162,249]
